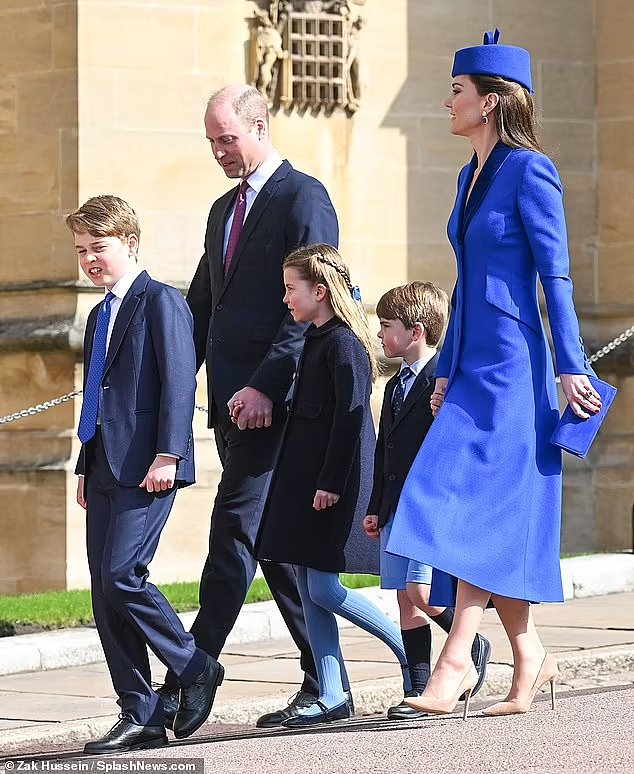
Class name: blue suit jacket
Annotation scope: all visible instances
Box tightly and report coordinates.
[437,143,592,384]
[76,271,196,487]
[186,160,339,423]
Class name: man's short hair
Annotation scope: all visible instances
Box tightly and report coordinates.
[208,85,270,128]
[376,281,449,347]
[65,195,141,242]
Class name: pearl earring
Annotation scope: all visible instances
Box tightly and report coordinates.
[482,113,488,124]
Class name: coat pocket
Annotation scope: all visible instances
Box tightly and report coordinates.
[294,401,324,419]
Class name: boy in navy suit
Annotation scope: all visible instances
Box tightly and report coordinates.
[363,282,491,719]
[68,196,223,753]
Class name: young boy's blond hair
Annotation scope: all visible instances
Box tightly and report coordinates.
[65,195,141,242]
[376,281,449,347]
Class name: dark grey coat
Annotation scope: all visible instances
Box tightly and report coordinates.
[256,317,379,574]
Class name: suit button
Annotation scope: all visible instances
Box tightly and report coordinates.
[387,442,394,449]
[388,474,396,482]
[216,303,223,311]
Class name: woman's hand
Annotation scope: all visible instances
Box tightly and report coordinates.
[560,374,602,419]
[313,490,340,510]
[431,377,448,417]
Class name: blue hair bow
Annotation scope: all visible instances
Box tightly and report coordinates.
[351,285,362,302]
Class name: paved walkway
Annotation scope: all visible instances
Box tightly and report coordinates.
[1,587,633,756]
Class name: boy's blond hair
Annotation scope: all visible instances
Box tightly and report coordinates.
[376,282,449,348]
[65,195,141,242]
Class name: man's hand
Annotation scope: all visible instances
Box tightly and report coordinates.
[228,386,273,430]
[313,490,340,510]
[431,376,448,417]
[363,514,380,539]
[140,455,177,492]
[76,476,87,510]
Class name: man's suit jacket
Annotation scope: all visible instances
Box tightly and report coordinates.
[76,271,196,487]
[186,160,339,423]
[367,354,439,528]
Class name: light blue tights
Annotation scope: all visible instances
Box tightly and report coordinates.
[296,566,411,716]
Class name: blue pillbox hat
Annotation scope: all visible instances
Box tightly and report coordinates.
[452,28,533,93]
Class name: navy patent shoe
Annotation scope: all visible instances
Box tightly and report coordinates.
[281,700,350,728]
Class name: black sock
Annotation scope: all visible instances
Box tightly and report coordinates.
[402,626,432,693]
[430,606,455,634]
[431,607,480,662]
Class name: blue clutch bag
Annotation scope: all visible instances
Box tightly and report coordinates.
[550,376,617,458]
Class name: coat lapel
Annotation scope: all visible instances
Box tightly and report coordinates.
[449,156,476,249]
[83,307,98,375]
[462,141,514,238]
[382,373,398,434]
[103,271,149,374]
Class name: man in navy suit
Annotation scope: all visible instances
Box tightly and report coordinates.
[158,84,340,727]
[69,196,224,753]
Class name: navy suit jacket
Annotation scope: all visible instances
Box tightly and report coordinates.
[368,354,439,528]
[76,271,196,487]
[186,160,339,423]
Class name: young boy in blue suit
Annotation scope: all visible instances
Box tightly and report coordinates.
[363,282,491,719]
[68,196,223,753]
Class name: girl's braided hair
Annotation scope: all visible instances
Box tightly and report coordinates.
[283,243,378,381]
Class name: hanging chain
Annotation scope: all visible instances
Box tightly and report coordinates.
[2,324,634,425]
[587,324,634,364]
[0,391,82,425]
[0,391,209,425]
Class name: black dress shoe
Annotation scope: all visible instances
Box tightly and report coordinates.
[470,633,491,698]
[256,689,354,728]
[281,700,350,728]
[156,684,179,730]
[256,690,317,728]
[173,657,225,739]
[387,691,428,720]
[83,714,167,754]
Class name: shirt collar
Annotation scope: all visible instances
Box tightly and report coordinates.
[108,266,142,300]
[400,351,436,378]
[245,152,283,194]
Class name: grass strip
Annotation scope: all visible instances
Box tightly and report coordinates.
[0,574,379,635]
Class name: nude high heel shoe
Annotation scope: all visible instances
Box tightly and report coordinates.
[482,653,558,716]
[404,666,478,721]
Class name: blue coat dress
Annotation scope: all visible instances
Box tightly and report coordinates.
[386,142,593,603]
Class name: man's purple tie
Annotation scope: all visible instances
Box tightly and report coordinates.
[224,180,249,276]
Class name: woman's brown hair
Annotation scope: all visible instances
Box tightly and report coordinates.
[472,74,544,154]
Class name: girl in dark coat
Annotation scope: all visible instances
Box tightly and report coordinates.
[256,244,411,726]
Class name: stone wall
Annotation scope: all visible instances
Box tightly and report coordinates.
[0,0,632,593]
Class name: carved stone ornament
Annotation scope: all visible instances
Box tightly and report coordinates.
[249,1,366,113]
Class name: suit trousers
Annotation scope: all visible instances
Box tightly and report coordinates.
[165,402,318,695]
[85,430,206,725]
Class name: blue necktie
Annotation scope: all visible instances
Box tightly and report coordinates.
[78,292,115,443]
[392,366,413,421]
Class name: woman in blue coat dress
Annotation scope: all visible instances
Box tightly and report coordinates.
[386,30,601,718]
